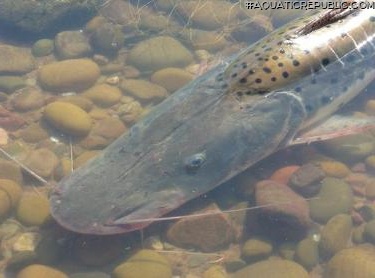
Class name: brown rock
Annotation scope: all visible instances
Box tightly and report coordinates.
[120,79,168,102]
[0,45,35,74]
[0,106,25,131]
[289,163,325,196]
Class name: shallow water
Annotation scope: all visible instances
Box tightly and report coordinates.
[0,1,375,277]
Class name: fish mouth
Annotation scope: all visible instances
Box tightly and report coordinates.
[50,65,298,235]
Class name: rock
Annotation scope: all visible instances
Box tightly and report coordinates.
[324,245,375,278]
[44,101,92,136]
[23,148,59,178]
[319,214,352,258]
[352,223,366,244]
[203,265,227,278]
[91,22,124,55]
[0,76,26,93]
[128,36,193,71]
[365,179,375,199]
[269,165,299,185]
[166,203,234,252]
[309,178,353,223]
[10,88,44,111]
[363,219,375,244]
[241,238,273,262]
[278,242,297,260]
[0,45,35,74]
[54,30,92,59]
[73,235,123,266]
[113,249,172,278]
[120,79,168,102]
[255,180,311,240]
[319,134,375,162]
[179,29,229,52]
[0,0,103,35]
[38,59,100,92]
[90,117,127,140]
[0,106,25,131]
[365,155,375,170]
[232,259,309,278]
[294,238,319,270]
[0,189,11,219]
[0,128,8,145]
[16,264,68,278]
[288,163,325,196]
[151,67,194,92]
[16,123,49,143]
[74,151,99,168]
[358,204,375,221]
[318,160,351,178]
[0,160,23,184]
[58,95,93,111]
[32,39,54,57]
[0,179,22,207]
[118,99,143,125]
[82,84,122,107]
[16,192,50,226]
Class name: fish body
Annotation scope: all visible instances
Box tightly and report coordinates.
[51,8,375,234]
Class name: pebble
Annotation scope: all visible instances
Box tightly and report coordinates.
[38,59,100,92]
[54,30,92,59]
[232,259,309,278]
[241,238,273,262]
[0,179,22,207]
[74,151,100,168]
[118,100,143,125]
[319,214,352,258]
[44,101,92,136]
[364,99,375,116]
[0,76,26,93]
[309,177,353,223]
[120,79,168,102]
[324,245,375,278]
[269,165,299,184]
[294,238,319,270]
[0,128,8,145]
[23,148,59,178]
[91,22,124,55]
[0,160,23,184]
[112,249,172,278]
[32,39,54,57]
[17,264,68,278]
[318,160,351,178]
[16,192,50,226]
[166,203,234,252]
[128,36,193,71]
[179,29,229,52]
[82,84,122,107]
[288,163,325,196]
[0,106,26,131]
[58,95,93,112]
[352,223,366,244]
[363,219,375,244]
[151,67,194,92]
[255,180,311,240]
[16,123,49,143]
[0,45,35,74]
[10,88,44,111]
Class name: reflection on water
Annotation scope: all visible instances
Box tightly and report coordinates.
[0,0,374,277]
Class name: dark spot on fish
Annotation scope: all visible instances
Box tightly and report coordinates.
[255,78,262,83]
[245,91,252,95]
[258,57,264,61]
[237,91,243,97]
[280,49,285,54]
[278,62,284,67]
[261,45,267,48]
[263,67,272,73]
[221,84,228,89]
[240,77,247,83]
[184,153,206,173]
[341,33,347,38]
[321,95,331,104]
[272,56,279,60]
[282,71,289,78]
[321,58,330,66]
[216,74,223,81]
[241,62,248,69]
[304,50,310,55]
[277,41,283,45]
[231,73,238,78]
[289,25,298,30]
[370,16,375,22]
[271,77,277,82]
[247,50,254,54]
[265,47,272,51]
[255,53,261,56]
[264,58,269,61]
[278,31,285,35]
[293,60,300,66]
[233,64,238,68]
[325,24,331,28]
[295,87,302,92]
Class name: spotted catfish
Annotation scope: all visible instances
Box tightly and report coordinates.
[51,8,375,234]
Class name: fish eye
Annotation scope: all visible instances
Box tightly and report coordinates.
[184,153,206,173]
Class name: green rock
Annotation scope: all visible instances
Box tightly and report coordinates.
[364,219,375,244]
[352,223,366,244]
[319,214,352,259]
[309,178,353,223]
[32,39,54,57]
[241,238,273,262]
[91,23,124,55]
[278,242,297,260]
[295,238,319,269]
[54,31,92,59]
[0,76,26,93]
[10,88,44,111]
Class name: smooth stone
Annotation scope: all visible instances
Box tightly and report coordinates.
[318,160,350,178]
[118,100,143,124]
[0,189,11,219]
[16,264,68,278]
[294,238,319,269]
[10,88,44,111]
[90,117,127,140]
[270,165,300,184]
[58,95,93,111]
[74,150,99,168]
[352,223,366,244]
[0,106,26,131]
[151,67,194,92]
[0,179,22,207]
[0,76,26,93]
[179,29,229,51]
[0,45,35,74]
[278,242,297,260]
[16,123,49,143]
[54,30,92,59]
[0,160,23,184]
[365,99,375,116]
[91,22,124,55]
[120,79,168,102]
[23,148,59,178]
[128,36,193,71]
[324,245,375,278]
[82,84,122,107]
[319,214,352,258]
[38,59,100,92]
[255,180,311,240]
[44,101,92,136]
[32,39,54,57]
[241,238,273,262]
[113,249,172,278]
[309,177,353,223]
[289,163,325,196]
[16,193,50,226]
[363,219,375,244]
[232,259,309,278]
[319,134,375,162]
[166,203,234,252]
